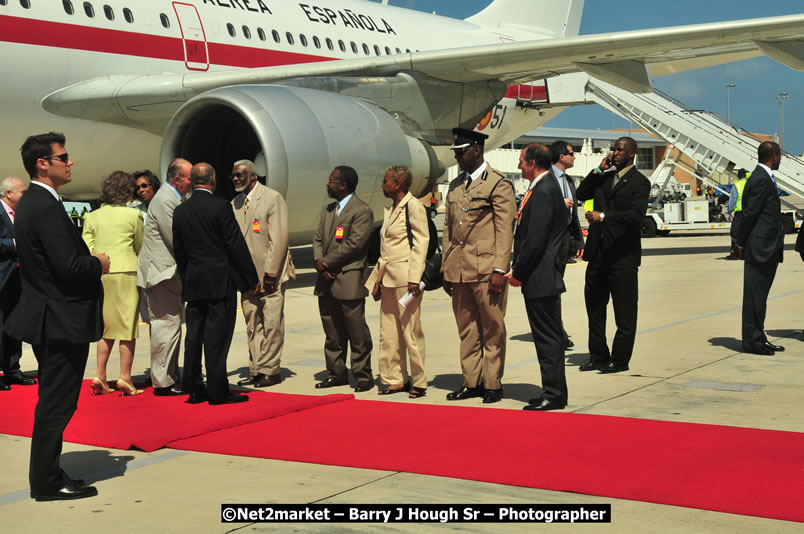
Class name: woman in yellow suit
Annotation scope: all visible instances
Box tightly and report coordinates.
[368,166,429,398]
[82,171,144,396]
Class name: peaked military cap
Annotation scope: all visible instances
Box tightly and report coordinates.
[450,128,489,150]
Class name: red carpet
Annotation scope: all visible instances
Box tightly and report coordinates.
[2,384,803,522]
[0,379,352,452]
[170,400,804,523]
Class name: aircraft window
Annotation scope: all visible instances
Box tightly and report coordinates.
[326,38,333,51]
[313,36,320,49]
[272,30,280,43]
[285,32,294,45]
[396,47,401,54]
[362,43,369,55]
[103,5,113,20]
[373,45,381,56]
[385,46,391,55]
[242,25,251,39]
[338,40,346,53]
[62,0,74,14]
[123,7,132,23]
[83,2,94,17]
[350,42,357,54]
[227,23,235,37]
[299,34,307,47]
[20,0,30,8]
[159,13,169,28]
[405,49,411,53]
[0,0,7,6]
[257,27,266,41]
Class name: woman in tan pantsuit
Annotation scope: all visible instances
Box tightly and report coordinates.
[368,166,428,398]
[82,171,144,396]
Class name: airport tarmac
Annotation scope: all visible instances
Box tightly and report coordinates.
[1,230,802,532]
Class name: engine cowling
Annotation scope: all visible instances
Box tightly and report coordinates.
[160,85,442,245]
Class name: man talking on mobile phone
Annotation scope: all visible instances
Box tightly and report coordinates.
[575,137,650,374]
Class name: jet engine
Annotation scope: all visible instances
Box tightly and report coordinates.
[160,85,443,245]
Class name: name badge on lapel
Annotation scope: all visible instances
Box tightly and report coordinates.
[252,219,261,233]
[335,226,345,240]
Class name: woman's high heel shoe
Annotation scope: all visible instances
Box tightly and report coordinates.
[90,377,113,396]
[116,379,143,397]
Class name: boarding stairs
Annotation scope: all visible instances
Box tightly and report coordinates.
[583,77,804,204]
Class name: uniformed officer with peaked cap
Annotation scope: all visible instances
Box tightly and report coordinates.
[441,127,516,404]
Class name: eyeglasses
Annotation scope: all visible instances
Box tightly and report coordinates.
[44,153,69,163]
[564,151,575,157]
[136,183,151,190]
[230,172,253,179]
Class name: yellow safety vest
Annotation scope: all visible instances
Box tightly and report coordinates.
[583,199,595,212]
[733,178,748,212]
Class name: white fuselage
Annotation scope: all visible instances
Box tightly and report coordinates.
[0,0,559,198]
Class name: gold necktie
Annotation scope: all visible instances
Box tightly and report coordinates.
[244,197,249,217]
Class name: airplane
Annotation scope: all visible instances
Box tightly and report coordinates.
[1,0,803,244]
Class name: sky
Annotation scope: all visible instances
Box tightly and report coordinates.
[369,0,804,155]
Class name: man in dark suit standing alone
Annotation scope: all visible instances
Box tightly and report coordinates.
[509,144,569,411]
[8,133,109,501]
[172,163,259,405]
[737,141,785,355]
[575,137,650,374]
[1,177,37,390]
[312,165,375,392]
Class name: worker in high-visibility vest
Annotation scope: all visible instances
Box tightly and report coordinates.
[727,168,750,259]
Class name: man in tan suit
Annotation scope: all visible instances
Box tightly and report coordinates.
[312,166,374,392]
[230,160,295,388]
[137,158,192,397]
[442,128,516,404]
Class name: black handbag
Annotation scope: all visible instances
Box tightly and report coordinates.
[405,204,442,291]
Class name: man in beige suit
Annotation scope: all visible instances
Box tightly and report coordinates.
[442,128,516,404]
[312,165,374,392]
[230,160,295,388]
[136,158,192,397]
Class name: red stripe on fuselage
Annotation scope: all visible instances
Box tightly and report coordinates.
[0,14,335,68]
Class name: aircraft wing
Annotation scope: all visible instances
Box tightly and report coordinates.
[43,13,804,132]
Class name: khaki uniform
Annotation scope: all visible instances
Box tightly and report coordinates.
[232,182,295,378]
[442,164,516,389]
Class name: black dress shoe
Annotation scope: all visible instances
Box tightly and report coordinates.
[482,388,503,404]
[237,373,265,386]
[5,375,36,386]
[153,385,187,396]
[354,381,375,392]
[446,386,484,401]
[315,377,348,389]
[564,339,575,350]
[523,398,566,411]
[32,481,98,501]
[579,361,603,372]
[209,392,249,405]
[186,392,209,404]
[254,374,282,388]
[0,379,9,391]
[599,362,629,374]
[743,345,774,356]
[764,342,784,352]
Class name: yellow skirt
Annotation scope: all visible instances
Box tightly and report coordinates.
[101,272,139,341]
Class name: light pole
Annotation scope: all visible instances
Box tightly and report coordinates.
[725,83,735,123]
[777,92,790,151]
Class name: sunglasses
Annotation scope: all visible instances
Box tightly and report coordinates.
[230,172,252,179]
[136,183,152,190]
[44,153,69,163]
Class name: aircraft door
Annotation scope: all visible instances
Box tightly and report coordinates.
[172,2,209,71]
